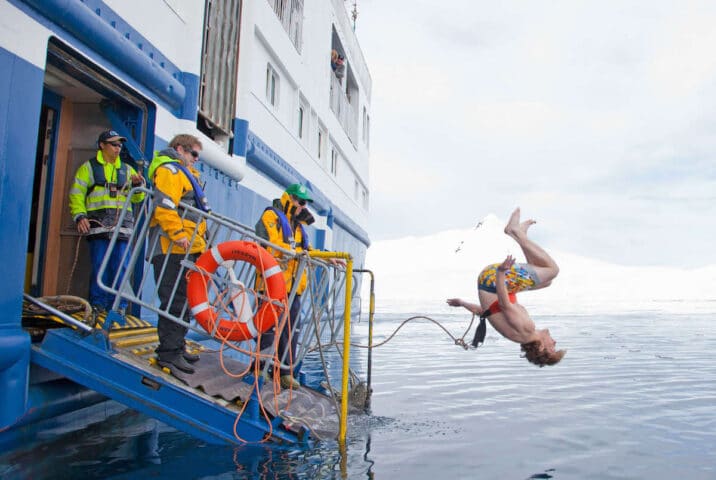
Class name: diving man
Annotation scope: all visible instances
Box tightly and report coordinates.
[447,208,566,366]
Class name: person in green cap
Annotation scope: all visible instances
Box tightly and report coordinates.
[253,183,316,389]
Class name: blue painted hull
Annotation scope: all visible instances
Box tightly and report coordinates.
[0,0,370,443]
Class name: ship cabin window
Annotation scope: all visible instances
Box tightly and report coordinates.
[297,106,304,138]
[317,123,327,161]
[317,130,323,159]
[330,148,339,176]
[362,107,370,147]
[354,179,359,199]
[266,63,279,107]
[297,96,308,141]
[362,188,369,210]
[267,0,304,52]
[198,0,241,140]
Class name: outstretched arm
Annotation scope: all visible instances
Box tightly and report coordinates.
[495,255,517,311]
[446,298,483,315]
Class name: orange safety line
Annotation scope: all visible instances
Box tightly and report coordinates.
[190,250,296,443]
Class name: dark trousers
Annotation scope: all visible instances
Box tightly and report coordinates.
[258,294,302,376]
[151,253,197,358]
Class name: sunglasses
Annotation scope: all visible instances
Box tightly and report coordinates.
[106,142,123,148]
[181,146,200,158]
[293,197,307,206]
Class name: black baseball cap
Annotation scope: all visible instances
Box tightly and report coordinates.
[98,130,127,143]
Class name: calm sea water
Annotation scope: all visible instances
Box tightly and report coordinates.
[1,312,715,479]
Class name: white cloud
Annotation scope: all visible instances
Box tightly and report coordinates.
[369,150,446,196]
[463,101,564,138]
[357,1,716,267]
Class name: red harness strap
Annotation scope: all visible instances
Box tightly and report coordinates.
[485,292,517,316]
[472,293,517,349]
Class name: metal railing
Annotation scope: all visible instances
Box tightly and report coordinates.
[266,0,304,52]
[329,74,358,143]
[95,186,357,388]
[23,294,93,333]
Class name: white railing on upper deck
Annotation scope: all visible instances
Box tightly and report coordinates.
[329,75,357,143]
[266,0,304,53]
[332,0,372,100]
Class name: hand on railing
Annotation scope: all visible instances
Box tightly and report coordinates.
[175,237,191,251]
[329,258,346,268]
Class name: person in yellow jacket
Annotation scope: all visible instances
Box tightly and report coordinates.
[68,130,144,312]
[148,133,208,374]
[254,184,316,389]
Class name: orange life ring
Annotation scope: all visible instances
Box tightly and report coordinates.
[186,240,287,341]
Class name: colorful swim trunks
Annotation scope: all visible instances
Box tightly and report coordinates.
[477,263,541,294]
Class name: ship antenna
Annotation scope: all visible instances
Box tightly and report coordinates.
[351,1,358,30]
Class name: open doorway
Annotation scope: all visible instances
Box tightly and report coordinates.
[25,38,155,301]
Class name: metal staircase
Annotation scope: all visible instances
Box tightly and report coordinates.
[27,299,318,445]
[21,187,361,445]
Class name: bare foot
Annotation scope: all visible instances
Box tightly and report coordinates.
[505,208,536,239]
[519,219,536,235]
[504,208,521,236]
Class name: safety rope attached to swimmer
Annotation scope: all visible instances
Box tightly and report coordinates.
[311,314,482,352]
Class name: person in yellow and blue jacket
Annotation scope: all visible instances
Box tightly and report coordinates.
[254,183,316,389]
[68,130,145,312]
[148,134,209,375]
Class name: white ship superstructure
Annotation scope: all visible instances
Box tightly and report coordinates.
[0,0,373,445]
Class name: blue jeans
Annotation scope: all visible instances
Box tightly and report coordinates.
[88,238,128,310]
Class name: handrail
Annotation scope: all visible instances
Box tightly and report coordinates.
[353,268,374,407]
[23,294,93,333]
[308,250,353,448]
[92,186,364,443]
[329,74,357,142]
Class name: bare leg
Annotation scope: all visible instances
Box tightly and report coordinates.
[504,208,559,283]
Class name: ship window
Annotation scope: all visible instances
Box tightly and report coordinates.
[330,149,338,176]
[266,63,279,106]
[267,0,304,52]
[317,123,327,160]
[298,106,304,138]
[354,179,359,199]
[198,0,241,139]
[362,107,370,147]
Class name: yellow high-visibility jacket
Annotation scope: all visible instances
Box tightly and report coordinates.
[68,150,144,240]
[148,149,207,255]
[255,191,312,295]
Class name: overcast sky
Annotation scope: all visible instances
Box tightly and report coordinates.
[355,1,716,268]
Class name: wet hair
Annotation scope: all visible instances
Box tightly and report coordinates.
[168,134,202,151]
[520,340,566,367]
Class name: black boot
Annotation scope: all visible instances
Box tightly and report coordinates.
[183,350,200,363]
[157,354,195,374]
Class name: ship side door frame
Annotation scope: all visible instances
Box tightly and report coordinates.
[31,38,156,300]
